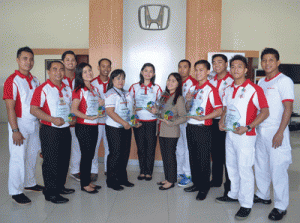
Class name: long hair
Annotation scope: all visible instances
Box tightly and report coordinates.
[165,72,182,105]
[74,62,92,92]
[139,63,156,86]
[107,69,126,92]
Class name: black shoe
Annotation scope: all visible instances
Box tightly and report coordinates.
[196,190,209,201]
[12,193,31,205]
[92,185,102,190]
[24,184,44,192]
[215,195,238,204]
[268,208,287,221]
[235,207,251,220]
[157,181,166,186]
[210,181,221,188]
[253,194,272,204]
[60,188,75,195]
[45,195,69,204]
[120,181,135,187]
[159,183,175,190]
[184,185,199,192]
[137,175,145,180]
[107,184,124,191]
[81,187,99,194]
[145,175,152,181]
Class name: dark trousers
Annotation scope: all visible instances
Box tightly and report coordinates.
[105,125,132,186]
[133,121,157,175]
[75,124,98,188]
[186,124,212,192]
[40,124,71,196]
[159,137,178,184]
[211,119,231,193]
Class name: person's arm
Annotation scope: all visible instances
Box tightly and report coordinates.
[30,105,65,126]
[71,98,98,120]
[234,107,269,135]
[272,101,293,148]
[5,99,25,146]
[167,96,187,126]
[106,107,131,129]
[218,106,227,131]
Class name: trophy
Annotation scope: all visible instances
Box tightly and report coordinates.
[185,89,204,117]
[224,105,241,131]
[154,91,173,121]
[128,100,141,127]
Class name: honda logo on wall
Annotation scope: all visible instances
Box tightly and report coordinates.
[138,4,170,30]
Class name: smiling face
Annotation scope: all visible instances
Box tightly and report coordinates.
[178,61,190,80]
[48,62,65,83]
[230,60,248,83]
[62,54,77,71]
[82,65,94,82]
[17,51,34,74]
[261,53,280,76]
[166,75,179,93]
[98,59,111,77]
[141,66,155,82]
[212,56,228,75]
[112,74,125,90]
[194,63,210,84]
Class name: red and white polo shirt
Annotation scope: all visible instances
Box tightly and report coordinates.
[72,85,100,125]
[258,72,294,128]
[182,76,198,98]
[31,80,72,128]
[209,72,234,102]
[62,75,75,90]
[129,82,162,121]
[91,76,109,125]
[3,70,40,120]
[187,81,222,126]
[223,79,269,136]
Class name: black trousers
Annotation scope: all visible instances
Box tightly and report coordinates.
[75,124,98,188]
[211,119,231,192]
[40,124,71,196]
[186,124,212,192]
[133,121,157,175]
[159,137,178,184]
[105,125,132,186]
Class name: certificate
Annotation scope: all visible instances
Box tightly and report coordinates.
[56,97,71,122]
[225,104,241,131]
[86,93,99,116]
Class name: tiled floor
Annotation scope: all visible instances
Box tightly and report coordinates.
[0,123,299,223]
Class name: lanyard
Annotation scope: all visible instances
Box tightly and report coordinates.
[114,87,127,107]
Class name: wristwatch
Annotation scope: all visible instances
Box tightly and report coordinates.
[246,125,251,131]
[12,128,19,133]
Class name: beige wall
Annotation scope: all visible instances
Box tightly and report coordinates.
[221,0,300,112]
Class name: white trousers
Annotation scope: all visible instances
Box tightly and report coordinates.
[226,132,256,208]
[176,123,191,176]
[93,125,109,172]
[255,126,292,210]
[8,120,40,195]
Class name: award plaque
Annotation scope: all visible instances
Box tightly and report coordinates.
[224,104,241,131]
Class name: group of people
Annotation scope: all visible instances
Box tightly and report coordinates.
[3,46,293,221]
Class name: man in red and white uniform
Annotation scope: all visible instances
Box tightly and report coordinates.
[176,59,198,187]
[31,61,75,204]
[3,47,43,205]
[216,55,269,220]
[254,48,294,221]
[91,58,112,177]
[209,54,234,195]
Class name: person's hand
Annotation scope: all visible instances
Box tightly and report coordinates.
[234,126,248,135]
[12,131,25,146]
[87,115,99,120]
[218,120,226,131]
[123,122,131,130]
[185,91,193,101]
[191,116,204,121]
[151,107,158,114]
[134,122,142,128]
[69,117,77,126]
[272,131,284,149]
[98,98,105,107]
[52,117,65,126]
[160,119,171,125]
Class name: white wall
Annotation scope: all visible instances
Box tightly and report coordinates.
[222,0,300,113]
[122,0,186,90]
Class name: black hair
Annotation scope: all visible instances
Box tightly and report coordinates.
[139,63,156,86]
[165,72,183,105]
[98,58,112,66]
[229,55,248,68]
[194,60,211,70]
[17,46,34,58]
[62,50,76,61]
[47,60,65,71]
[74,62,92,92]
[212,54,228,63]
[107,69,126,92]
[261,48,280,61]
[178,59,191,68]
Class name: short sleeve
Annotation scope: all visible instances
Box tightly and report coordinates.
[278,77,294,103]
[3,76,17,100]
[31,86,45,107]
[72,89,81,100]
[253,86,269,110]
[209,87,223,109]
[129,84,135,98]
[156,85,162,101]
[105,92,117,108]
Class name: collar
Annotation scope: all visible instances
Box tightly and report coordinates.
[195,80,209,90]
[15,70,33,81]
[182,76,192,86]
[141,82,153,88]
[214,71,231,81]
[265,72,281,82]
[94,76,109,85]
[231,78,250,88]
[46,79,67,92]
